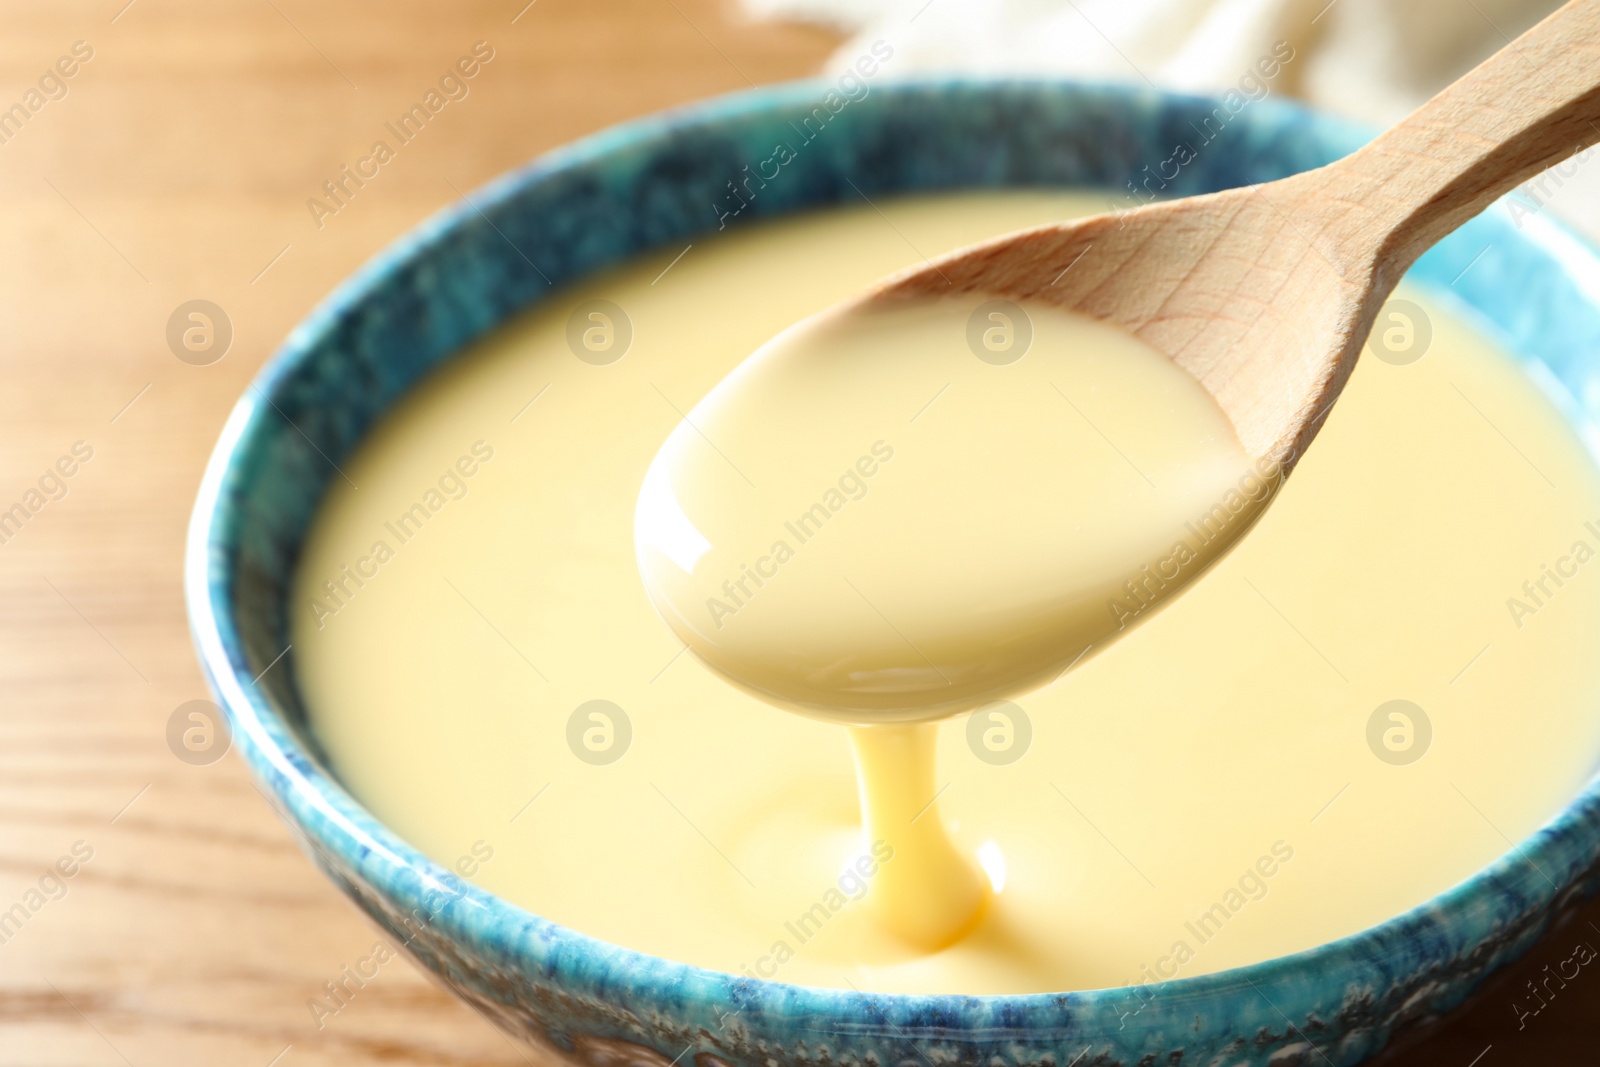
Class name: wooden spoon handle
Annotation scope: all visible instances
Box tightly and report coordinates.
[1330,0,1600,286]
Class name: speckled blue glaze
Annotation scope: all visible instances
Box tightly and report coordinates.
[186,79,1600,1067]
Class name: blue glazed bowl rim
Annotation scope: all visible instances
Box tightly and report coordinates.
[186,74,1600,1022]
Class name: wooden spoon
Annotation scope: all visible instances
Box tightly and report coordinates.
[869,0,1600,468]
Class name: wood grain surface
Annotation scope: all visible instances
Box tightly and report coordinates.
[0,2,1589,1065]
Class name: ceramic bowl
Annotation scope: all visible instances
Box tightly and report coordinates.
[186,78,1600,1067]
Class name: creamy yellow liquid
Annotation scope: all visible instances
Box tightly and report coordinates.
[294,192,1600,994]
[844,722,987,947]
[635,298,1270,722]
[633,290,1275,946]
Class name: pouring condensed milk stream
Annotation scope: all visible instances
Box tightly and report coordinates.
[635,1,1600,948]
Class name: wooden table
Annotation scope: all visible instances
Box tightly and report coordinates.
[0,2,1586,1063]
